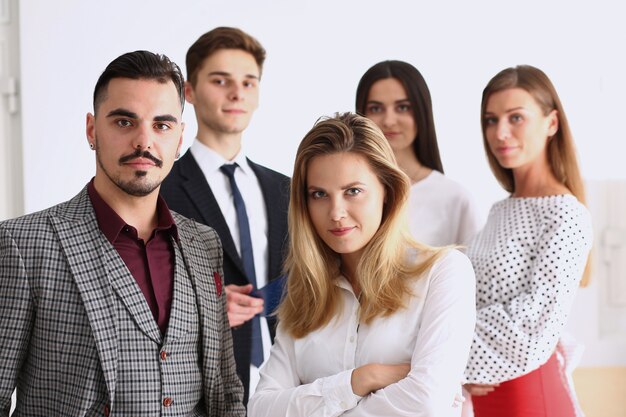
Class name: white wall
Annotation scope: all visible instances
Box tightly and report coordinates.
[18,1,626,365]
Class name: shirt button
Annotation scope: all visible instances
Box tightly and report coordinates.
[340,401,347,408]
[349,336,354,343]
[160,350,168,360]
[163,397,173,407]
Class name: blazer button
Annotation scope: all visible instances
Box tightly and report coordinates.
[163,397,173,407]
[104,404,110,416]
[160,350,168,360]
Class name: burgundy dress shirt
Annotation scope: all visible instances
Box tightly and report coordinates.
[87,181,178,334]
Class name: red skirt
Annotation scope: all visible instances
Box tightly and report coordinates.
[472,352,576,417]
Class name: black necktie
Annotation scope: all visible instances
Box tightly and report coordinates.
[220,163,264,367]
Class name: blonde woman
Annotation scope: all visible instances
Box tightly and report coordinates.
[248,113,476,416]
[463,66,593,417]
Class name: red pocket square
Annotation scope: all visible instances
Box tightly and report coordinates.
[213,271,223,297]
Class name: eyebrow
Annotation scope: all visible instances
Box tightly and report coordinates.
[154,115,179,123]
[366,99,410,105]
[308,181,367,191]
[208,71,259,80]
[484,106,525,115]
[107,108,138,119]
[106,108,178,123]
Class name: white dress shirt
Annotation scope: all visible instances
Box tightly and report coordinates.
[190,139,271,391]
[408,171,482,247]
[248,250,476,417]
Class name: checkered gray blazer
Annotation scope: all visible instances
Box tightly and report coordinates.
[0,187,245,416]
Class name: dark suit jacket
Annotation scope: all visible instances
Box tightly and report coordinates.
[0,187,245,417]
[160,150,290,403]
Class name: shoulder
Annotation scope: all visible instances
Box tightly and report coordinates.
[247,159,290,183]
[412,248,475,288]
[172,211,220,245]
[416,172,474,202]
[0,189,90,238]
[531,195,591,230]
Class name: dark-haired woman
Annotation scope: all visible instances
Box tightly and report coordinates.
[356,60,481,247]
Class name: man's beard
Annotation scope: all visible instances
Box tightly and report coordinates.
[96,145,164,197]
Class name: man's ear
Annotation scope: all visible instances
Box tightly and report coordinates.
[86,112,96,144]
[184,81,195,105]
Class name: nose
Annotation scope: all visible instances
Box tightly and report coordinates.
[228,83,244,101]
[381,110,397,128]
[330,198,347,222]
[496,120,511,141]
[132,124,152,150]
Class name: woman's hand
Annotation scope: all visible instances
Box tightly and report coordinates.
[463,383,499,396]
[351,363,410,396]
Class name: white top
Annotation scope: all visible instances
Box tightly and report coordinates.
[248,250,476,417]
[408,171,482,247]
[190,139,271,388]
[464,195,592,384]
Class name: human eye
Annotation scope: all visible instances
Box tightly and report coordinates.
[309,190,326,199]
[154,123,171,131]
[483,116,497,126]
[345,187,362,196]
[243,79,257,88]
[116,119,133,128]
[397,103,412,112]
[510,114,523,123]
[365,104,382,114]
[212,78,226,86]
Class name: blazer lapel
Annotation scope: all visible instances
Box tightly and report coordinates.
[173,218,222,397]
[104,246,162,343]
[50,192,119,405]
[178,152,245,276]
[163,236,196,343]
[249,159,289,281]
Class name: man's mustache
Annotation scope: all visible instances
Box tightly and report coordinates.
[118,149,163,168]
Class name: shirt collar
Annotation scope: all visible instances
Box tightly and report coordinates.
[190,139,252,176]
[87,179,179,243]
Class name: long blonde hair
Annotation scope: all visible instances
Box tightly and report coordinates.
[279,113,446,338]
[481,65,591,285]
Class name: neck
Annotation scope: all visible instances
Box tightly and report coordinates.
[340,253,361,296]
[394,149,431,184]
[196,127,242,161]
[93,177,159,242]
[512,163,568,198]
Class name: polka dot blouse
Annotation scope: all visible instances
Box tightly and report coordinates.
[464,194,592,384]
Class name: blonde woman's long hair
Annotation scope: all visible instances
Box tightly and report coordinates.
[481,65,591,285]
[279,113,446,338]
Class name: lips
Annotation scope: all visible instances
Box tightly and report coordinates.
[124,158,156,168]
[330,227,355,236]
[495,146,517,154]
[384,131,400,138]
[223,108,246,114]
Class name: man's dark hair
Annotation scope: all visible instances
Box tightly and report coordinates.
[93,50,185,114]
[186,27,266,86]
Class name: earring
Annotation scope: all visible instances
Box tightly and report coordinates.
[89,143,94,150]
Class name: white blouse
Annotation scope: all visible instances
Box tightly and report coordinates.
[464,195,592,384]
[248,250,476,417]
[408,171,482,247]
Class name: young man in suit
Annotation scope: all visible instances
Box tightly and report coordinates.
[0,50,245,416]
[160,27,289,404]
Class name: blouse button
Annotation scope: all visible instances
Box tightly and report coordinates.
[160,350,168,360]
[349,336,355,343]
[163,397,173,407]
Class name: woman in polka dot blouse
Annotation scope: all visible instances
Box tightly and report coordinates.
[463,65,593,417]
